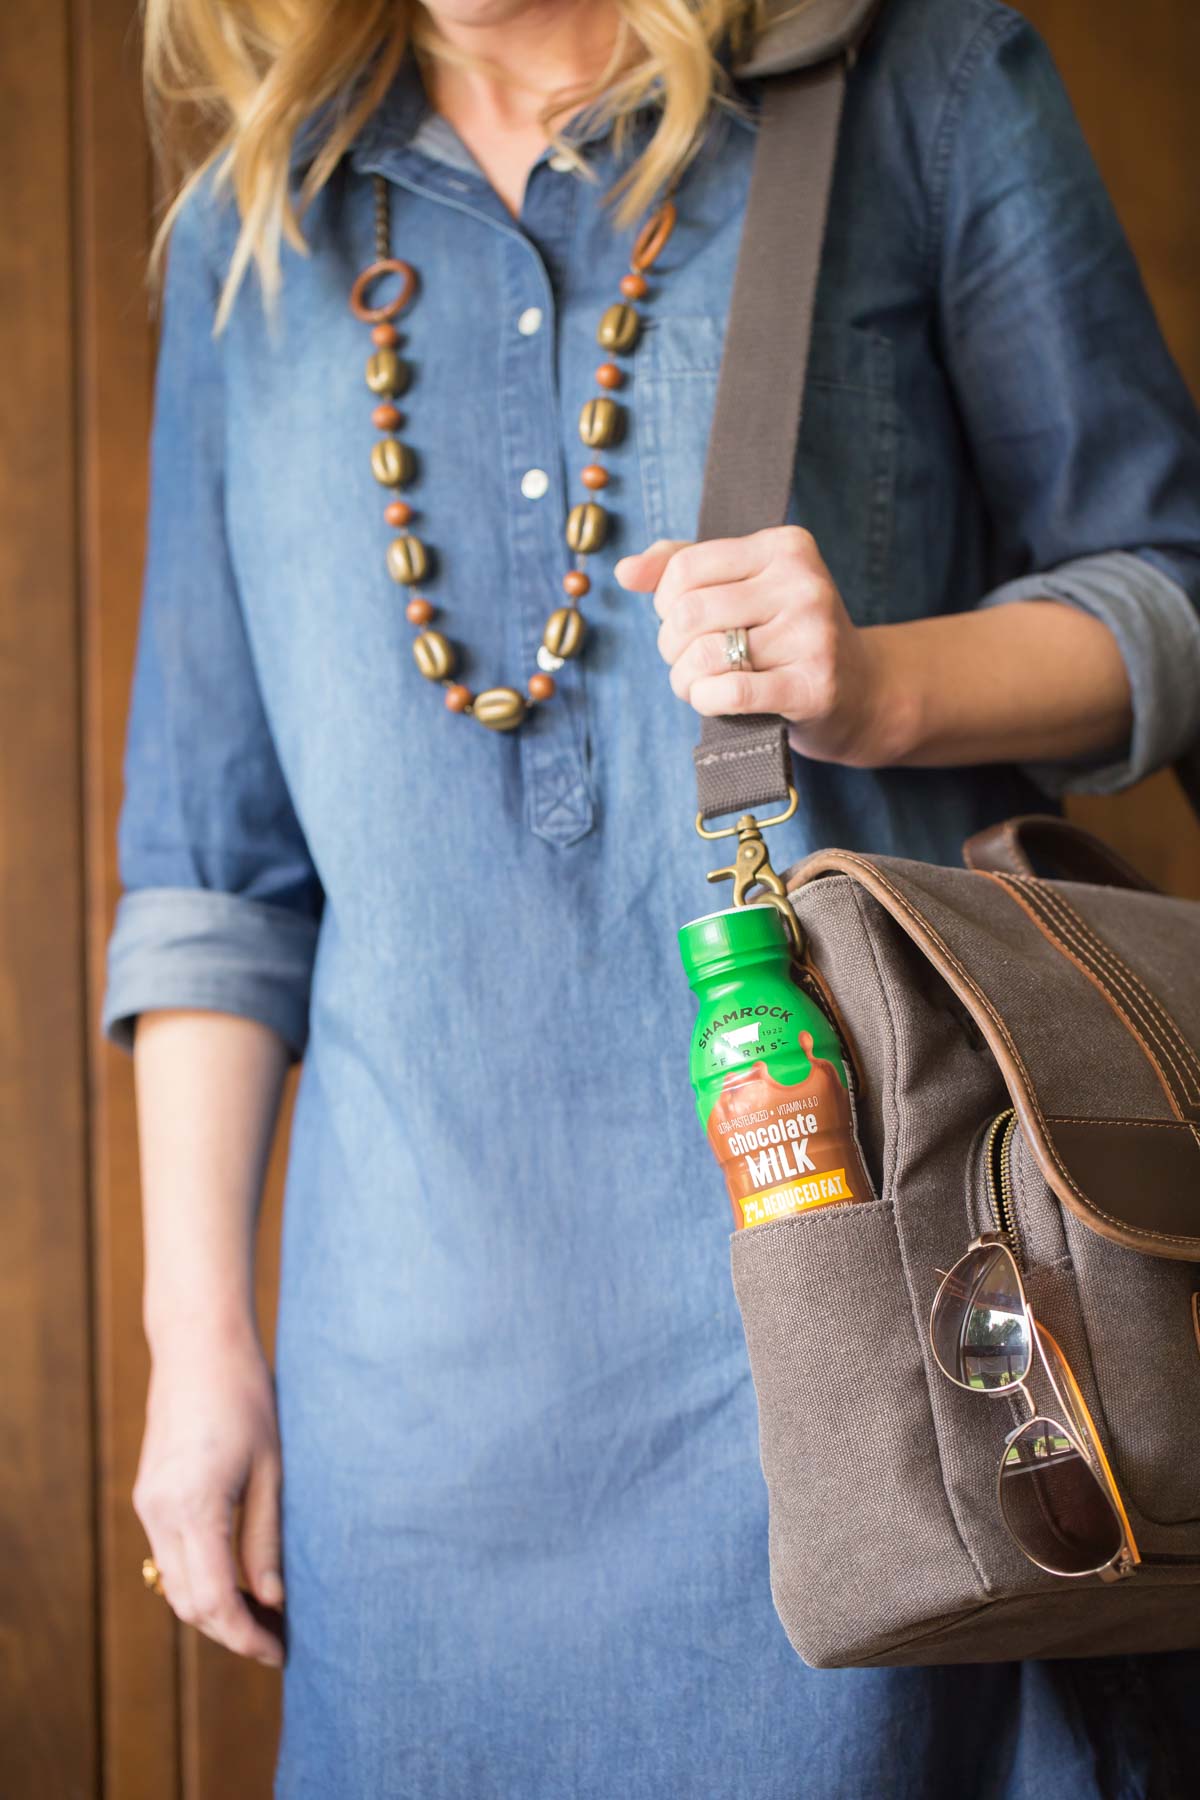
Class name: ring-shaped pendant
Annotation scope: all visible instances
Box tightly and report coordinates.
[350,258,418,323]
[630,200,677,273]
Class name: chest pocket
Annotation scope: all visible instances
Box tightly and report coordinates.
[633,315,898,625]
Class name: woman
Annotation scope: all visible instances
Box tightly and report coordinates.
[108,0,1200,1793]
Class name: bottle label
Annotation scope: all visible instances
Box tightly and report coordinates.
[703,1030,872,1229]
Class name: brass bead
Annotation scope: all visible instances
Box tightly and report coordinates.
[597,301,641,354]
[544,606,586,660]
[473,686,527,731]
[566,501,607,554]
[371,438,415,487]
[387,534,429,583]
[579,396,623,449]
[412,630,455,680]
[365,348,410,396]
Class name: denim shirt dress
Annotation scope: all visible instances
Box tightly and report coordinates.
[102,1,1200,1795]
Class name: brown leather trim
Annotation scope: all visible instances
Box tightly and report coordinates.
[963,815,1158,892]
[785,850,1200,1260]
[1043,1118,1200,1247]
[983,873,1200,1127]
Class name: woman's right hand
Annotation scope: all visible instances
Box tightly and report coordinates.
[133,1322,286,1668]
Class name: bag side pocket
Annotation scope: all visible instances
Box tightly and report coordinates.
[729,1196,986,1668]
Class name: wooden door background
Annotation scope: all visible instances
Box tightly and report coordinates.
[2,3,1197,1795]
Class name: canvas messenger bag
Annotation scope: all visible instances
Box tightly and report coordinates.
[693,0,1200,1666]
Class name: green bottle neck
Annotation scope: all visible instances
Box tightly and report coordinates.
[687,948,793,995]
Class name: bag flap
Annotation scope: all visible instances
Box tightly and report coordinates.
[784,849,1200,1261]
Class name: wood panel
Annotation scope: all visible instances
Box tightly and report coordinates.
[1019,0,1200,896]
[77,7,288,1794]
[72,4,181,1795]
[0,1,97,1795]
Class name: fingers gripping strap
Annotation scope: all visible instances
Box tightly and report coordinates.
[693,58,847,821]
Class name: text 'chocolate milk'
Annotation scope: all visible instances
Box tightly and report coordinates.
[678,904,873,1228]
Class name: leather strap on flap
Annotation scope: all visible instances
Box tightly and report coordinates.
[692,57,847,821]
[963,815,1159,893]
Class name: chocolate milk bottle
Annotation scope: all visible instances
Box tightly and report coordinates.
[679,904,873,1229]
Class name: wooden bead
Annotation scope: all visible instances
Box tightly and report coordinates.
[406,596,434,625]
[580,464,608,490]
[445,683,472,713]
[563,569,590,597]
[473,687,527,731]
[372,403,403,431]
[595,362,624,390]
[566,501,607,554]
[597,301,640,354]
[412,630,455,680]
[579,396,622,448]
[366,348,410,396]
[372,438,414,487]
[544,606,586,660]
[372,323,399,347]
[528,672,556,701]
[385,500,413,527]
[619,272,648,300]
[387,534,429,583]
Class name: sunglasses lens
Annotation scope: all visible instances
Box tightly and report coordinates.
[931,1243,1031,1391]
[999,1418,1124,1575]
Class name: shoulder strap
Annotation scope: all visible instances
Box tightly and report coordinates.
[693,55,848,821]
[694,43,1200,831]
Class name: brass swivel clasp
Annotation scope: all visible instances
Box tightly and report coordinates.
[695,784,803,953]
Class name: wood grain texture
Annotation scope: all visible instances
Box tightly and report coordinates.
[71,4,182,1796]
[0,1,98,1796]
[75,3,286,1794]
[1018,0,1200,896]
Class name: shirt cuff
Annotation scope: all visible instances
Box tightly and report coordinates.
[100,887,320,1060]
[975,550,1200,798]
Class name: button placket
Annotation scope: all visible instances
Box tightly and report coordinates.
[500,189,594,848]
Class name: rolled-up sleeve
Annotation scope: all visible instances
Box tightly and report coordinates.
[101,178,323,1059]
[936,10,1200,796]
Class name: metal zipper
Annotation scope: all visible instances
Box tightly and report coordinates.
[984,1107,1018,1249]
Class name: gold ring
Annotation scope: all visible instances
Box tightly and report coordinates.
[142,1556,166,1597]
[723,626,752,673]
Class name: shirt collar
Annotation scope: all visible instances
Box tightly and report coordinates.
[291,36,760,183]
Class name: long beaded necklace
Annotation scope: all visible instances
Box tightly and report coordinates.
[349,169,678,732]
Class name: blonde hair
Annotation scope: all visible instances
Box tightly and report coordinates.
[143,0,782,330]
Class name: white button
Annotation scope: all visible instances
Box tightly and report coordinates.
[521,468,550,500]
[548,151,575,173]
[517,307,543,335]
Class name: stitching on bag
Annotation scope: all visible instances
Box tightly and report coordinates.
[1003,878,1196,1106]
[1045,1115,1197,1131]
[797,854,1199,1251]
[1018,879,1200,1109]
[992,876,1197,1121]
[1011,884,1200,1164]
[1027,882,1200,1094]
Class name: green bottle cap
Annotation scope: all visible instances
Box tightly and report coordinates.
[678,903,791,985]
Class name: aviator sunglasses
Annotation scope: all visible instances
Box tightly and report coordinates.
[929,1235,1140,1582]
